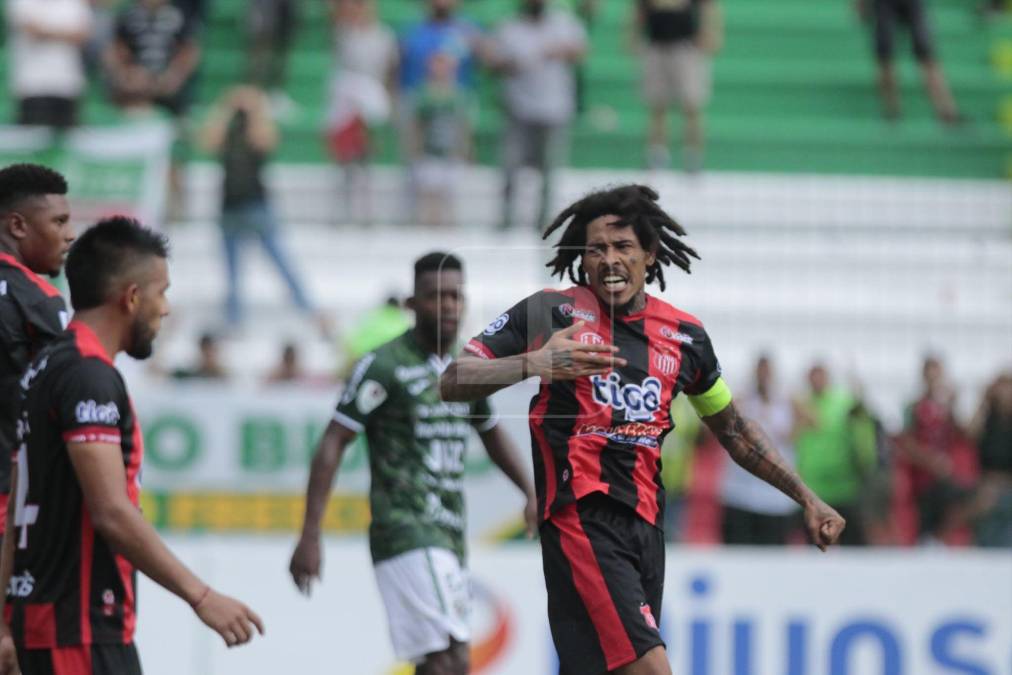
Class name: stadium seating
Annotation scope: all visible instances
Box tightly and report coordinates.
[0,0,1008,176]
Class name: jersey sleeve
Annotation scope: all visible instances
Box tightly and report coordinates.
[55,360,127,446]
[470,396,499,433]
[682,325,733,417]
[23,295,68,343]
[333,352,393,434]
[465,291,549,360]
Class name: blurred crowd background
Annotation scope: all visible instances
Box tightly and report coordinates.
[2,0,1010,551]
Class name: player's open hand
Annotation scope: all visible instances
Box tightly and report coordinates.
[528,321,626,382]
[0,629,20,675]
[194,589,265,648]
[803,500,846,551]
[289,535,322,596]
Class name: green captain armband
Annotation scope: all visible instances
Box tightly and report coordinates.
[688,377,733,418]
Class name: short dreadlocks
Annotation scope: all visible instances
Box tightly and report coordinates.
[542,184,699,292]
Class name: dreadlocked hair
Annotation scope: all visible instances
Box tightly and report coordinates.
[541,184,699,292]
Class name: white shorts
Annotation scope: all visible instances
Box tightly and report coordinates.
[374,547,471,663]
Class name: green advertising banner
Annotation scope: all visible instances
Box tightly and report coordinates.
[0,121,172,228]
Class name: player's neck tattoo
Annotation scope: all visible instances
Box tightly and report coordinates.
[616,291,647,316]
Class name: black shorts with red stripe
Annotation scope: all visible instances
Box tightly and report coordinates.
[540,493,665,674]
[16,643,141,675]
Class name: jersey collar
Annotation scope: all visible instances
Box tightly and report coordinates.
[0,252,62,298]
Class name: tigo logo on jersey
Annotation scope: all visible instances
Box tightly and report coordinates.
[660,326,694,344]
[75,400,120,425]
[483,314,509,336]
[559,303,597,323]
[591,374,662,422]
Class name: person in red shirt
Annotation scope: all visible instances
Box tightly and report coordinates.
[440,184,844,675]
[0,218,263,675]
[0,163,75,549]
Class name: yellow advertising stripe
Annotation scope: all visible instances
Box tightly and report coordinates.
[141,492,370,533]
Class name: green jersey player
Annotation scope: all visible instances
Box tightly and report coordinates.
[289,252,536,675]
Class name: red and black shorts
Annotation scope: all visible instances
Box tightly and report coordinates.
[540,493,666,674]
[16,643,142,675]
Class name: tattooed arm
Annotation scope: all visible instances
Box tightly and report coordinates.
[702,401,846,550]
[440,321,625,402]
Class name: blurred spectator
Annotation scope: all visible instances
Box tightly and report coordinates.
[7,0,93,129]
[173,0,208,27]
[848,395,896,544]
[265,341,305,384]
[104,0,199,117]
[326,0,398,226]
[490,0,587,231]
[898,355,978,543]
[397,0,482,221]
[84,0,119,75]
[171,332,228,380]
[105,0,201,220]
[249,0,299,114]
[795,363,873,545]
[413,52,474,227]
[633,0,723,172]
[968,372,1012,547]
[720,355,801,545]
[201,86,323,333]
[856,0,961,124]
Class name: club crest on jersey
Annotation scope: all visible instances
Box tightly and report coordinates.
[483,313,509,336]
[660,326,694,344]
[559,303,597,323]
[654,351,681,375]
[580,332,604,346]
[591,373,662,422]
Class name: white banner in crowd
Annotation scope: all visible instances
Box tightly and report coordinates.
[0,121,172,228]
[137,540,1012,675]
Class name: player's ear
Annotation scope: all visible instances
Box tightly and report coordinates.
[123,282,141,315]
[7,212,28,240]
[404,295,416,312]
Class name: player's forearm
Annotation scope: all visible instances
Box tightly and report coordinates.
[707,405,816,508]
[299,434,346,539]
[440,355,528,402]
[90,502,207,606]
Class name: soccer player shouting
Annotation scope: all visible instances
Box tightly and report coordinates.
[0,164,74,548]
[440,185,845,675]
[0,218,263,675]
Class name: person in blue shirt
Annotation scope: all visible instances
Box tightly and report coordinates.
[396,0,483,223]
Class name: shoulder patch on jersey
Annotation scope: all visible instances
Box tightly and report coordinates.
[483,313,509,336]
[356,380,388,415]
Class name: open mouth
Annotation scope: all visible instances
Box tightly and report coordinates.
[601,273,629,294]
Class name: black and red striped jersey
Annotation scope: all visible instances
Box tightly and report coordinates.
[6,321,141,649]
[0,252,68,497]
[466,286,722,528]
